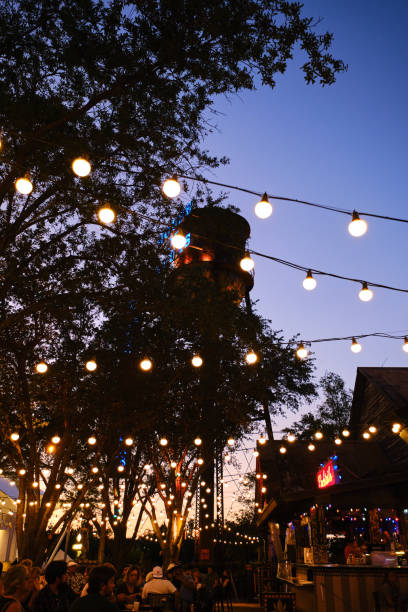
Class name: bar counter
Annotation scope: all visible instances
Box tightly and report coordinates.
[278,563,408,612]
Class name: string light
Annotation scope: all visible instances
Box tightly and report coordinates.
[197,458,204,465]
[308,443,315,452]
[296,343,309,360]
[350,337,362,353]
[191,355,203,368]
[314,431,323,440]
[287,434,296,443]
[10,433,19,442]
[159,438,168,446]
[194,437,202,446]
[342,429,350,437]
[91,467,99,474]
[254,193,273,219]
[162,175,181,198]
[125,437,133,446]
[18,469,26,476]
[403,338,408,353]
[98,205,116,224]
[118,465,125,472]
[359,282,374,302]
[363,432,371,440]
[335,438,342,445]
[227,438,235,446]
[140,358,152,371]
[87,436,97,445]
[303,270,317,291]
[253,449,259,457]
[279,446,287,454]
[85,359,97,372]
[35,361,48,374]
[51,436,61,444]
[170,232,187,250]
[15,177,33,194]
[348,211,368,237]
[245,350,258,365]
[258,434,267,445]
[72,157,91,177]
[240,253,255,272]
[47,444,55,454]
[392,423,402,433]
[368,425,377,434]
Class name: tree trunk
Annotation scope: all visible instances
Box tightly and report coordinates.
[98,509,107,563]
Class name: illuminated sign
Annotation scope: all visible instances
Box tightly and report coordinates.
[317,460,336,489]
[158,201,192,263]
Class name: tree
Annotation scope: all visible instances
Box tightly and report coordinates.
[284,371,352,440]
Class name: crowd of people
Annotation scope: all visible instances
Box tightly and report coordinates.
[0,559,234,612]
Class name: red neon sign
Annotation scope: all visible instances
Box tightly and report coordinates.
[317,460,336,489]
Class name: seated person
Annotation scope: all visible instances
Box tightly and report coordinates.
[116,566,141,610]
[141,567,177,601]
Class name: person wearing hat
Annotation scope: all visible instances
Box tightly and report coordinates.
[141,567,177,600]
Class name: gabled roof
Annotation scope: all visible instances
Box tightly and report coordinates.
[350,367,408,426]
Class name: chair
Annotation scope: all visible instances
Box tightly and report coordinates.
[148,593,174,612]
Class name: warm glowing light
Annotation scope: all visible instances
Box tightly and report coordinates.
[85,359,97,372]
[342,429,350,437]
[91,467,99,474]
[191,355,203,368]
[51,436,61,444]
[351,337,362,353]
[308,443,315,452]
[403,338,408,353]
[171,232,187,250]
[47,445,55,454]
[359,282,373,302]
[253,450,259,457]
[287,434,296,443]
[35,361,48,374]
[32,481,39,488]
[254,193,273,219]
[314,431,323,440]
[162,175,181,198]
[335,438,342,445]
[245,350,258,365]
[197,458,204,465]
[258,434,267,445]
[88,436,97,445]
[15,177,33,195]
[348,211,368,237]
[159,438,168,446]
[72,157,91,177]
[279,446,287,454]
[98,205,115,224]
[363,432,370,439]
[125,437,133,446]
[140,358,152,371]
[117,465,125,472]
[240,254,255,272]
[296,343,309,360]
[194,437,202,446]
[368,425,377,434]
[170,461,177,468]
[10,433,19,442]
[303,270,317,291]
[392,423,402,433]
[227,438,235,446]
[18,469,26,476]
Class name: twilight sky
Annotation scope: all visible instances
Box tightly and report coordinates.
[199,0,408,432]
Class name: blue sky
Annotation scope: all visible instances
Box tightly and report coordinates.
[199,0,408,431]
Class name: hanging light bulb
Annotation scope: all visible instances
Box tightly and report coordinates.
[258,433,267,445]
[87,436,97,445]
[125,437,133,446]
[98,205,116,224]
[253,449,259,457]
[15,177,33,195]
[314,431,323,440]
[227,438,235,446]
[85,359,97,372]
[162,175,181,198]
[197,458,204,465]
[240,253,255,272]
[342,429,350,437]
[140,358,152,371]
[91,466,99,474]
[348,211,367,237]
[359,282,374,302]
[308,443,316,452]
[191,355,203,368]
[302,270,317,291]
[392,423,402,433]
[159,438,168,446]
[254,193,273,219]
[170,232,187,250]
[287,434,296,443]
[368,425,377,434]
[296,343,309,360]
[117,465,125,472]
[170,461,177,468]
[279,446,287,454]
[350,337,362,353]
[402,337,408,353]
[72,157,91,177]
[10,433,19,442]
[18,469,26,476]
[194,437,202,446]
[362,431,371,439]
[35,361,48,374]
[335,438,342,445]
[51,436,61,444]
[245,350,258,365]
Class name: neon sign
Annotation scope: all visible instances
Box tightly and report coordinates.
[317,460,336,489]
[157,201,192,263]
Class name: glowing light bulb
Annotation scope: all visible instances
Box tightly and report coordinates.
[117,465,125,472]
[254,193,273,219]
[125,437,133,446]
[88,436,97,445]
[170,461,177,468]
[227,438,235,446]
[197,458,204,465]
[303,270,317,291]
[35,361,48,374]
[191,355,203,368]
[72,157,91,177]
[98,205,115,224]
[85,360,97,372]
[18,469,26,476]
[240,254,254,272]
[342,429,350,437]
[279,446,287,454]
[194,437,202,446]
[258,434,267,445]
[314,431,323,440]
[335,438,342,445]
[10,433,19,441]
[51,436,61,444]
[245,351,258,365]
[359,282,373,302]
[308,443,316,452]
[47,444,55,454]
[348,211,367,237]
[140,358,152,371]
[363,431,370,439]
[403,337,408,353]
[162,175,181,198]
[296,343,309,360]
[159,438,168,446]
[287,434,296,443]
[91,467,99,474]
[368,425,377,434]
[351,337,362,353]
[171,232,187,250]
[15,177,33,195]
[392,423,402,433]
[253,450,259,457]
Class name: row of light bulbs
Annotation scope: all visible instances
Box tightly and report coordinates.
[13,158,92,195]
[161,176,369,237]
[295,336,408,360]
